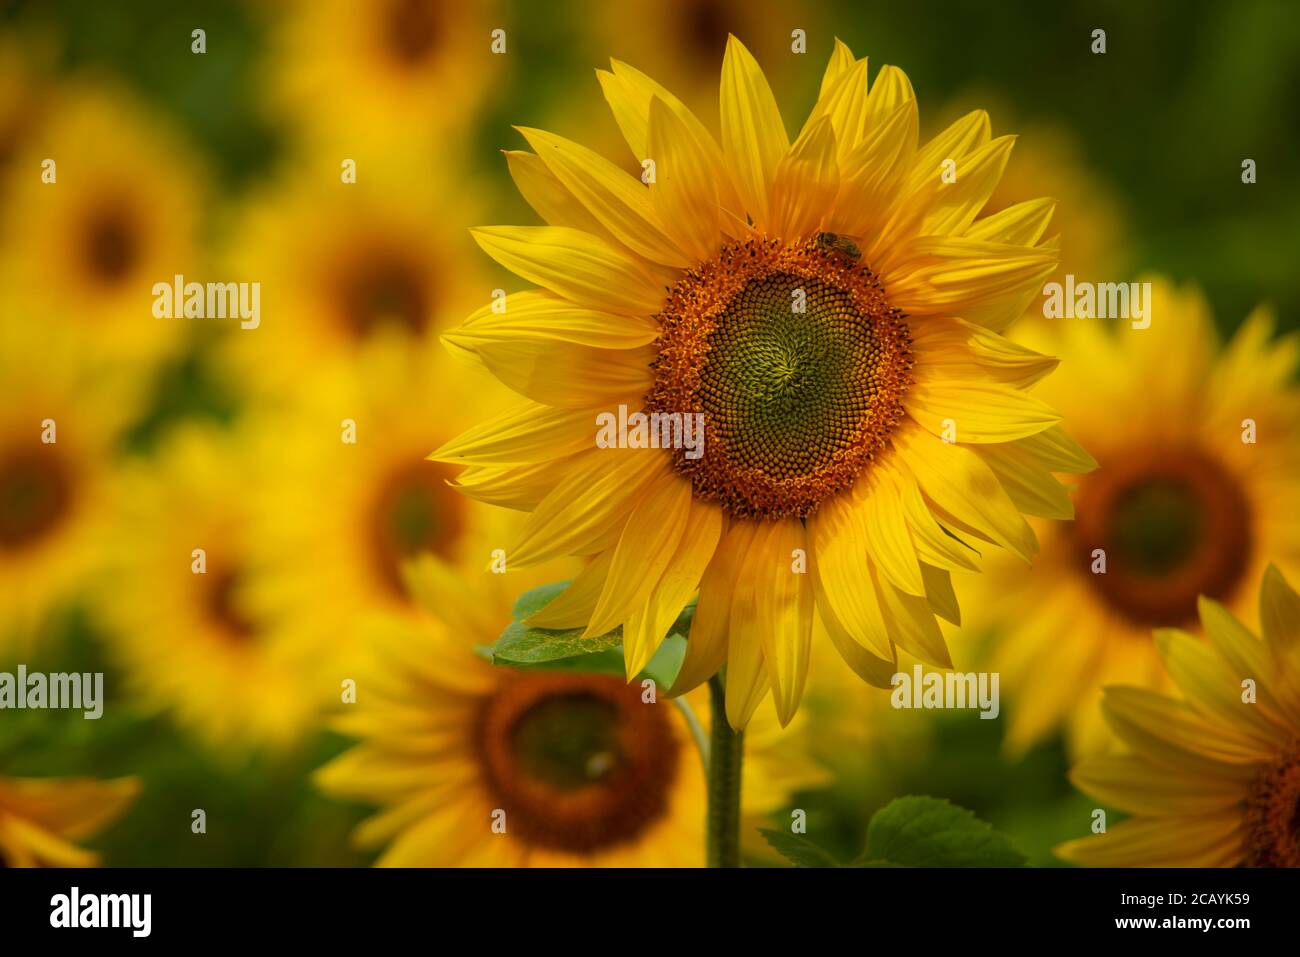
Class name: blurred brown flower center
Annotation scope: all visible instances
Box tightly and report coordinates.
[336,251,431,338]
[382,0,442,67]
[205,566,258,642]
[475,673,680,854]
[369,460,462,596]
[81,202,139,285]
[1071,444,1251,626]
[0,445,74,551]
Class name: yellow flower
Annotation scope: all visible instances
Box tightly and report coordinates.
[252,338,527,687]
[0,775,139,867]
[1057,565,1300,867]
[0,81,204,371]
[262,0,500,153]
[218,169,486,397]
[968,279,1300,754]
[0,32,56,189]
[93,424,317,751]
[436,36,1080,728]
[315,555,826,866]
[0,320,132,651]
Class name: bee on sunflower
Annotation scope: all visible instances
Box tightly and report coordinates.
[1057,565,1300,868]
[436,36,1084,733]
[964,279,1300,755]
[315,555,826,867]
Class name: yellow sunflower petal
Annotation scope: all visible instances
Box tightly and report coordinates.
[719,33,788,230]
[741,518,814,726]
[622,496,723,677]
[470,226,666,315]
[517,126,692,268]
[905,379,1060,443]
[584,468,692,638]
[771,113,839,239]
[646,95,722,262]
[509,448,663,566]
[1070,754,1246,816]
[1056,814,1243,868]
[671,520,756,696]
[892,424,1037,560]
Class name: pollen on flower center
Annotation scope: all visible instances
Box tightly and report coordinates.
[474,673,679,854]
[1244,739,1300,867]
[1071,445,1252,626]
[645,237,913,519]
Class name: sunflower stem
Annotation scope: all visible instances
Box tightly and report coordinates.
[706,673,744,868]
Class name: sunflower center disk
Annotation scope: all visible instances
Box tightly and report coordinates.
[0,446,74,551]
[1071,445,1252,626]
[475,674,679,855]
[369,460,463,596]
[1245,740,1300,867]
[647,238,912,519]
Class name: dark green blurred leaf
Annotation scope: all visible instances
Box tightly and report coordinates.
[864,796,1027,867]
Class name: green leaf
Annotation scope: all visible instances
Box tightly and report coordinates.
[510,580,572,621]
[488,583,696,686]
[490,619,623,665]
[760,830,844,868]
[864,796,1027,867]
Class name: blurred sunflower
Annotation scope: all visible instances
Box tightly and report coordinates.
[93,424,317,751]
[263,0,500,152]
[315,555,826,866]
[1057,565,1300,867]
[218,170,485,397]
[0,775,138,867]
[968,279,1300,754]
[594,0,817,123]
[253,338,527,688]
[0,81,204,371]
[0,33,56,189]
[0,320,132,651]
[436,36,1080,728]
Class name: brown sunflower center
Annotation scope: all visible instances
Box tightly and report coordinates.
[1071,445,1252,626]
[369,460,463,596]
[475,673,680,855]
[205,566,257,642]
[81,203,139,285]
[382,0,442,67]
[0,445,74,551]
[335,249,432,339]
[1244,740,1300,867]
[646,237,912,519]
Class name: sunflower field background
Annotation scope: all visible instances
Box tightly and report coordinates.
[2,0,1299,869]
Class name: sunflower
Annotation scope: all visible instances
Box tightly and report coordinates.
[0,319,132,652]
[0,32,56,190]
[593,0,816,123]
[966,279,1300,755]
[0,81,204,371]
[435,36,1079,728]
[217,168,486,397]
[1057,565,1300,867]
[93,424,317,751]
[0,775,139,867]
[262,0,500,153]
[315,555,827,866]
[252,338,531,689]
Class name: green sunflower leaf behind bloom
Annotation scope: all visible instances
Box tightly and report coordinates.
[488,581,693,687]
[763,796,1026,868]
